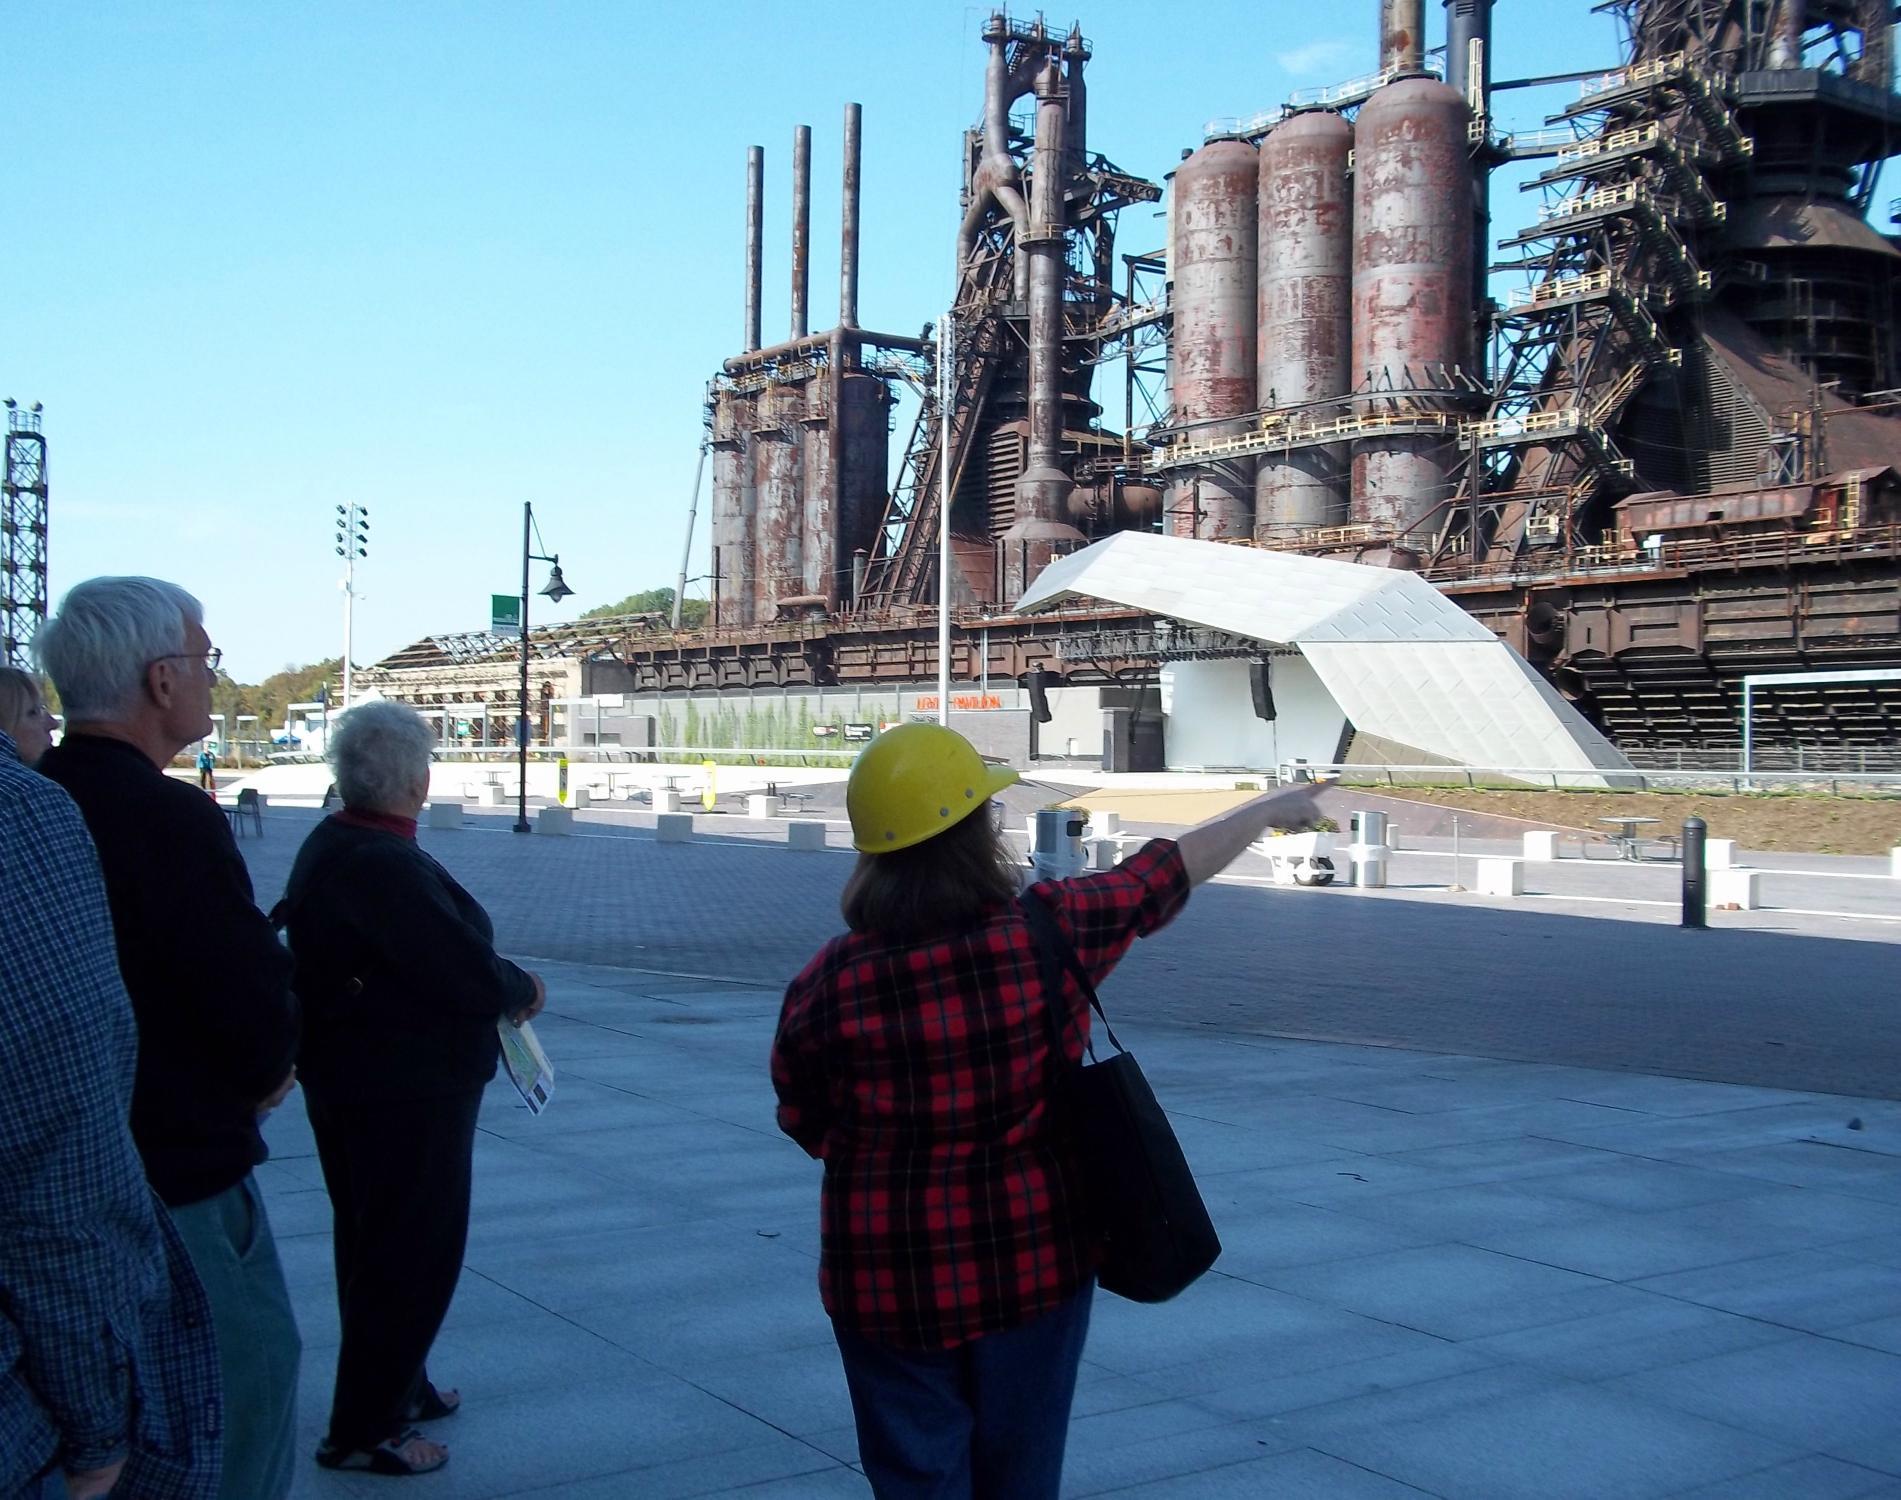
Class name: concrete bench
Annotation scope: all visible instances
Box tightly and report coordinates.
[1891,846,1900,880]
[426,801,464,829]
[786,820,827,851]
[1705,838,1738,870]
[1523,831,1561,862]
[1711,867,1763,910]
[654,788,682,815]
[571,788,592,809]
[746,793,776,820]
[1475,856,1524,897]
[655,812,693,843]
[537,806,573,836]
[479,784,509,807]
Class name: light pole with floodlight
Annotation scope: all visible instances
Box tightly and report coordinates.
[515,502,574,833]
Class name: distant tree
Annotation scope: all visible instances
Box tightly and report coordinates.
[579,586,708,629]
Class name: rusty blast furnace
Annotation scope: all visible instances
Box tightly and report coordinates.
[667,0,1901,762]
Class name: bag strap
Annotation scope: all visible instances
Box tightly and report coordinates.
[1017,888,1126,1059]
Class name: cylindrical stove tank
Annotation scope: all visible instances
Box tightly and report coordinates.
[752,380,803,619]
[1256,111,1353,539]
[1350,77,1474,541]
[710,390,751,628]
[1165,137,1258,540]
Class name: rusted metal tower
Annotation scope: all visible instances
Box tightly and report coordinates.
[2,401,48,670]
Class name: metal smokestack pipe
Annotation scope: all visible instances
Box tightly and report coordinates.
[1768,0,1806,68]
[1446,0,1494,358]
[1026,61,1066,476]
[790,124,811,340]
[839,103,861,329]
[744,147,763,353]
[1381,0,1425,74]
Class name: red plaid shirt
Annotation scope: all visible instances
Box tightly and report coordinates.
[771,838,1190,1349]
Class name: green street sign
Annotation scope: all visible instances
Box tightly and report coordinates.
[491,594,521,635]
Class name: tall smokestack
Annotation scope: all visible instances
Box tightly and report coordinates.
[1381,0,1425,74]
[840,103,861,329]
[791,125,811,339]
[1768,0,1806,68]
[744,147,763,353]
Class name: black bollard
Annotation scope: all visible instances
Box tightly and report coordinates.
[1681,815,1707,929]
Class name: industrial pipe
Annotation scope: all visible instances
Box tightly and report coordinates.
[1446,0,1494,367]
[1064,24,1088,174]
[1768,0,1806,68]
[840,103,861,328]
[721,328,927,376]
[1381,0,1425,74]
[956,13,1040,297]
[791,124,811,339]
[1026,60,1067,479]
[744,146,763,353]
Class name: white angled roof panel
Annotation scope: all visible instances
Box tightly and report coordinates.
[1016,532,1629,777]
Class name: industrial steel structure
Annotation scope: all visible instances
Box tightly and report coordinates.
[2,401,48,670]
[371,0,1901,767]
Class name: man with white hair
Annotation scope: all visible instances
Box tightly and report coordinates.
[37,577,302,1500]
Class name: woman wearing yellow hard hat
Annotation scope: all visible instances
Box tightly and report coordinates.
[772,721,1318,1499]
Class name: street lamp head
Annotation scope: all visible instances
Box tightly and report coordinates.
[539,563,575,604]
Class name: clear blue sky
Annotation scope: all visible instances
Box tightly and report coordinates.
[5,0,1616,681]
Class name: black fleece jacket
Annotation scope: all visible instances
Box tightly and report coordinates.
[37,733,299,1207]
[281,815,534,1101]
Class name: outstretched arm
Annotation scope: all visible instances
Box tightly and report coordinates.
[1175,785,1322,887]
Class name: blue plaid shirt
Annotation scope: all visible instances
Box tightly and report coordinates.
[0,731,221,1498]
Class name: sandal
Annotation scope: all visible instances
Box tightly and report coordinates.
[315,1429,448,1476]
[406,1381,461,1422]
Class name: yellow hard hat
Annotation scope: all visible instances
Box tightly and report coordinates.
[846,722,1020,853]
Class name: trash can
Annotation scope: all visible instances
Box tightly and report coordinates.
[1350,810,1389,846]
[1031,807,1087,880]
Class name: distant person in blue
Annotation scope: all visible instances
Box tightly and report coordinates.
[196,742,217,793]
[0,722,222,1500]
[37,577,303,1500]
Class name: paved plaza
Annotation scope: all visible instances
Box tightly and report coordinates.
[230,802,1901,1499]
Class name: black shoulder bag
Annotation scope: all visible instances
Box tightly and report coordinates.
[1019,889,1222,1303]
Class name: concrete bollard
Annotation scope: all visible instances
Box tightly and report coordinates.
[786,820,827,851]
[1523,831,1561,862]
[1890,846,1900,879]
[1711,867,1762,911]
[480,784,508,807]
[1087,810,1121,839]
[1705,838,1738,870]
[655,812,693,843]
[536,806,573,836]
[655,788,681,815]
[747,793,775,820]
[1475,857,1524,897]
[426,801,465,829]
[572,788,592,809]
[1085,838,1118,871]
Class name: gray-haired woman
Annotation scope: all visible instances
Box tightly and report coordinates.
[278,700,544,1477]
[0,665,60,765]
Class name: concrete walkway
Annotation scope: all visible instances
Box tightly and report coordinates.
[249,833,1901,1496]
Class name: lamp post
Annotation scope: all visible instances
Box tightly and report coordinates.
[335,504,369,709]
[515,501,574,834]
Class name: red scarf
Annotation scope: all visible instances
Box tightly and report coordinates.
[331,807,418,841]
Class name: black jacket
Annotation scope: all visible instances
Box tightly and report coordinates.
[37,733,299,1208]
[281,815,534,1101]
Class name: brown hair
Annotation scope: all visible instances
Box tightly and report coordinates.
[841,801,1021,941]
[0,667,43,742]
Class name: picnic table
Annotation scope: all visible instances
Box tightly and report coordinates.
[1597,816,1662,861]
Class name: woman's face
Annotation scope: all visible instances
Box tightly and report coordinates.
[12,696,59,765]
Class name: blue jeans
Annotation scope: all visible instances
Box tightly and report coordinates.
[170,1175,301,1500]
[833,1282,1094,1500]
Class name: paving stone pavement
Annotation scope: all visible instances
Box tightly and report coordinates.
[232,808,1901,1497]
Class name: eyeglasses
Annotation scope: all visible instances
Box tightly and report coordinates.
[150,647,223,673]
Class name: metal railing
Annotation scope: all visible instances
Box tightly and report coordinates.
[1280,761,1901,796]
